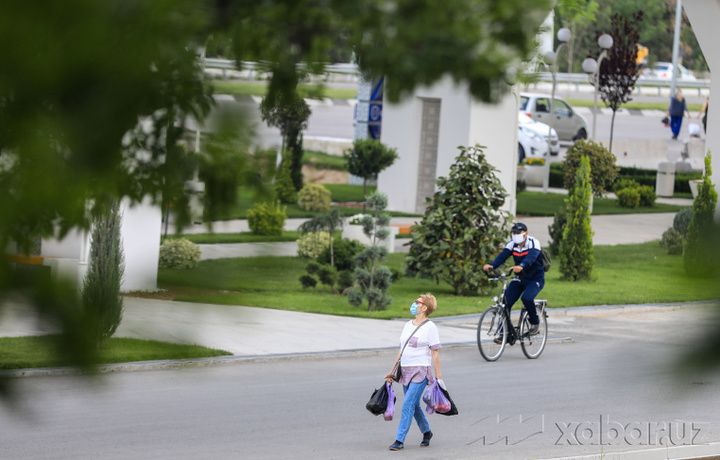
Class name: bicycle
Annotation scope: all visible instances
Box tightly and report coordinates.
[477,270,548,361]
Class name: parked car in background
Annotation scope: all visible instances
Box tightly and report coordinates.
[517,112,559,162]
[640,62,697,81]
[520,92,588,141]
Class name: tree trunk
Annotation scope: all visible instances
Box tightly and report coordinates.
[362,179,367,213]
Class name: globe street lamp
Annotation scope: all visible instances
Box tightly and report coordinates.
[542,27,572,193]
[582,34,614,140]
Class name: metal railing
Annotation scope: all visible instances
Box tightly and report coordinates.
[203,59,710,96]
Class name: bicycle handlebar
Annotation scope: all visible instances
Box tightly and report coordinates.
[483,268,516,282]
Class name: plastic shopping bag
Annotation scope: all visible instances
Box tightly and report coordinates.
[422,380,452,414]
[689,123,701,138]
[383,383,396,421]
[436,379,459,416]
[366,381,389,416]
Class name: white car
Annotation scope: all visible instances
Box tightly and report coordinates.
[517,112,559,163]
[640,62,697,81]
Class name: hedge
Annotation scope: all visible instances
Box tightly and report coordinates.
[549,163,701,194]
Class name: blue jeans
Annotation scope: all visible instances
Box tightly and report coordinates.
[395,379,430,443]
[670,116,683,137]
[504,278,544,325]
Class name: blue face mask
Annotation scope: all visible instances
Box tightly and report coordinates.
[410,302,421,315]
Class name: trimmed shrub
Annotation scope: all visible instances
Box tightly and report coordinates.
[247,201,286,236]
[299,274,317,288]
[637,185,656,207]
[159,238,201,269]
[673,208,694,236]
[297,231,330,259]
[337,269,355,291]
[613,178,638,193]
[318,238,364,272]
[616,188,640,208]
[660,227,684,255]
[563,140,619,197]
[298,183,331,212]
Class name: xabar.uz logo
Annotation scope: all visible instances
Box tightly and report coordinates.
[469,415,545,445]
[555,415,703,446]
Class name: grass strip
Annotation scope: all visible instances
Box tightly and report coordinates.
[149,241,719,320]
[0,336,231,371]
[516,191,689,217]
[168,231,300,244]
[209,80,357,100]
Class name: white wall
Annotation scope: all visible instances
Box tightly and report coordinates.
[119,197,161,292]
[378,76,518,215]
[683,0,720,219]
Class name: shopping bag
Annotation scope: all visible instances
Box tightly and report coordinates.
[366,381,389,416]
[436,379,459,416]
[383,383,396,421]
[661,116,670,127]
[689,123,701,137]
[422,380,452,414]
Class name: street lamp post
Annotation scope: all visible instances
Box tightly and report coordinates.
[582,34,614,140]
[542,28,572,193]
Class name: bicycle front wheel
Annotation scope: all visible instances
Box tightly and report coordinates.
[520,308,547,359]
[477,306,507,362]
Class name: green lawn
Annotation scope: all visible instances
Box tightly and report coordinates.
[153,241,719,320]
[516,191,689,217]
[209,80,357,100]
[169,231,300,244]
[0,336,230,371]
[566,98,703,112]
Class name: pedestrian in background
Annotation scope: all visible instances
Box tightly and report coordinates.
[699,94,709,134]
[666,88,692,140]
[385,293,442,451]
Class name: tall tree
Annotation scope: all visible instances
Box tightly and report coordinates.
[556,0,599,73]
[597,10,644,153]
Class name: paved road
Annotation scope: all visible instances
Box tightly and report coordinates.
[2,305,719,459]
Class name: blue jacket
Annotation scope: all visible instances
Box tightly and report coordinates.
[490,236,545,281]
[668,97,688,118]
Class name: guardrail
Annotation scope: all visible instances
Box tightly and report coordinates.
[203,59,710,96]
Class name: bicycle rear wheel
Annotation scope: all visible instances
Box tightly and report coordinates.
[477,306,507,361]
[520,306,547,359]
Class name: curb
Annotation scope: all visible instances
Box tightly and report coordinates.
[1,302,714,378]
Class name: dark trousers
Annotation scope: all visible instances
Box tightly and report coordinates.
[503,278,544,325]
[670,116,683,137]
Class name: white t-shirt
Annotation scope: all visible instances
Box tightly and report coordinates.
[399,320,441,367]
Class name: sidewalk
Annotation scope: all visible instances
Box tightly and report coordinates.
[184,189,691,259]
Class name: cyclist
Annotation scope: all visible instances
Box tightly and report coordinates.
[483,222,544,340]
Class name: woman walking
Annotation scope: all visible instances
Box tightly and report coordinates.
[385,293,442,451]
[666,88,692,140]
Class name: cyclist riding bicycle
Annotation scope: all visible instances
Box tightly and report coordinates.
[483,222,544,340]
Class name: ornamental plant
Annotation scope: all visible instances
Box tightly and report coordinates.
[684,153,719,277]
[159,238,201,269]
[82,200,125,347]
[563,140,619,197]
[296,231,330,260]
[559,156,594,281]
[348,193,393,311]
[405,144,511,296]
[297,183,331,212]
[275,155,298,204]
[247,201,286,236]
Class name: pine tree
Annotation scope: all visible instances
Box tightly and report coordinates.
[82,200,125,347]
[683,153,718,277]
[559,156,594,280]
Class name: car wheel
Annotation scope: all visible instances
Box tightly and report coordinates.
[574,128,587,141]
[518,144,526,163]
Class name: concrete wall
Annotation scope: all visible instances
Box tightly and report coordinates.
[378,76,518,215]
[684,0,720,218]
[40,197,161,292]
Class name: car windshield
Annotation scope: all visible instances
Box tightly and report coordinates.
[519,96,529,111]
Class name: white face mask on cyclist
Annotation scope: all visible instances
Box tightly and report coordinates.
[512,232,526,244]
